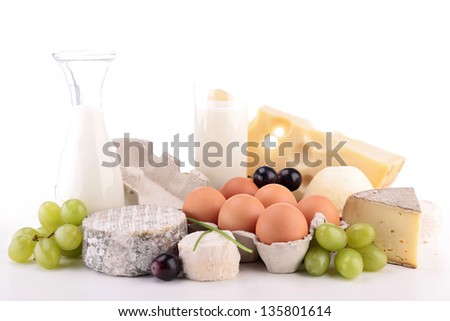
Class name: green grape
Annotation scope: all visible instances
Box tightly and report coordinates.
[315,223,347,252]
[38,201,63,232]
[12,227,39,240]
[334,248,364,279]
[304,246,331,276]
[61,243,82,258]
[61,199,87,226]
[308,235,319,248]
[346,223,376,249]
[8,235,36,263]
[54,224,83,251]
[355,243,387,272]
[37,226,52,238]
[34,238,61,269]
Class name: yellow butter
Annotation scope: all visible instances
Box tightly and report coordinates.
[208,89,231,102]
[247,106,405,199]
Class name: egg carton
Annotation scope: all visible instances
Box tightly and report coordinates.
[188,213,337,274]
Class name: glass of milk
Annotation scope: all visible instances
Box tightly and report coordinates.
[53,51,125,214]
[194,85,248,189]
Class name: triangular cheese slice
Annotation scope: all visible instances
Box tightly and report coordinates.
[342,188,421,268]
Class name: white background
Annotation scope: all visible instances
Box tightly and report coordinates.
[0,0,449,304]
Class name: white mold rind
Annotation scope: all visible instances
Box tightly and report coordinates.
[82,204,187,277]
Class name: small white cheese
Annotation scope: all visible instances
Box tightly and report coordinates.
[419,200,442,243]
[178,231,240,281]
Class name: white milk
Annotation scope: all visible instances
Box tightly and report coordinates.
[56,105,125,214]
[195,99,248,189]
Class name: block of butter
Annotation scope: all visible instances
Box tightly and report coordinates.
[247,106,405,199]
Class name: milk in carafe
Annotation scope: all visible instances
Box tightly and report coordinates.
[53,51,125,213]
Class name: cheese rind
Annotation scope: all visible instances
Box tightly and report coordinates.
[342,188,421,268]
[248,106,405,199]
[82,205,187,276]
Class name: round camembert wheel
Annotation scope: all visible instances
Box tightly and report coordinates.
[82,204,187,276]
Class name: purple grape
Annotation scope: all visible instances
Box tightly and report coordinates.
[277,168,302,191]
[253,166,278,188]
[150,253,181,281]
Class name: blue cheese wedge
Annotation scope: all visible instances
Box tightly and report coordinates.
[342,188,421,268]
[178,231,240,281]
[82,205,187,276]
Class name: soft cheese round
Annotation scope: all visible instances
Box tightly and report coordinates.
[82,205,187,276]
[178,231,240,281]
[304,166,373,215]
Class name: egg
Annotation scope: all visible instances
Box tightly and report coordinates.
[219,177,259,199]
[254,184,297,208]
[218,194,265,233]
[297,195,340,227]
[255,203,308,245]
[182,186,226,224]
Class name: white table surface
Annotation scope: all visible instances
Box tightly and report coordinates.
[1,0,450,302]
[1,205,448,301]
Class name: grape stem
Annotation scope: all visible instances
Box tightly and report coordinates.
[186,218,253,253]
[32,232,55,242]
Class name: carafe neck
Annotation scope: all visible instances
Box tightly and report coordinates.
[53,51,116,107]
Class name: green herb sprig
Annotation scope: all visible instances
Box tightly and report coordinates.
[193,230,211,251]
[187,218,253,253]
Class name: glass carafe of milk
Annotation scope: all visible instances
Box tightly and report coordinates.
[53,51,125,214]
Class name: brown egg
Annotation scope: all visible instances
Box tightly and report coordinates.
[182,186,226,224]
[296,195,340,227]
[219,177,259,199]
[256,203,308,245]
[218,194,265,233]
[254,183,297,208]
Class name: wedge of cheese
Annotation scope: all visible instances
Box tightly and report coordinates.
[248,106,405,199]
[342,188,421,268]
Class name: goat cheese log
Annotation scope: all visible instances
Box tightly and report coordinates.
[82,205,187,276]
[178,231,240,281]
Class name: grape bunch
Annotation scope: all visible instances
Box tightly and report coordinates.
[304,222,387,279]
[253,166,302,191]
[8,199,87,269]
